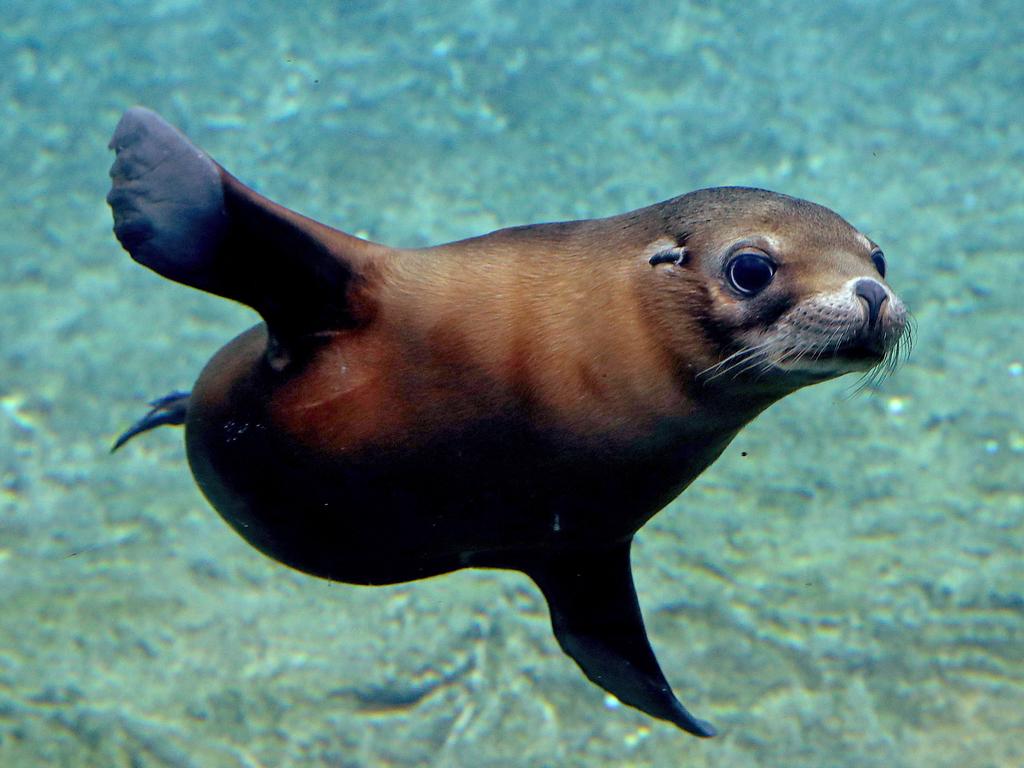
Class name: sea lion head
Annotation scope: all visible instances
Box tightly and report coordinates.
[641,187,910,394]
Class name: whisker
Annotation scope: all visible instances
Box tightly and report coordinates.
[845,319,912,398]
[697,339,777,381]
[815,321,852,362]
[749,336,805,379]
[725,348,776,380]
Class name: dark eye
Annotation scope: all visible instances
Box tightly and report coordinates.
[870,249,887,278]
[727,252,776,295]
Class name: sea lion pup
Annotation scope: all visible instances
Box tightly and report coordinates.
[107,107,910,737]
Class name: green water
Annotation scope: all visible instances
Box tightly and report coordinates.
[1,1,1021,766]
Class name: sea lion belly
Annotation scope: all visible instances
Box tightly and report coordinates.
[183,319,739,585]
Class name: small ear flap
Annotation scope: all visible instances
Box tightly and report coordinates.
[107,107,380,339]
[526,541,716,737]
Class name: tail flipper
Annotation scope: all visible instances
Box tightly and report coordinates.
[107,107,379,339]
[527,542,716,737]
[111,390,191,452]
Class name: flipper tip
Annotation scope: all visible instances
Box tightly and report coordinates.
[683,714,717,738]
[106,107,227,291]
[110,391,190,453]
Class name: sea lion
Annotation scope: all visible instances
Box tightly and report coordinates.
[106,107,910,737]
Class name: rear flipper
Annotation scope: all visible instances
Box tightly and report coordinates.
[527,541,716,737]
[106,107,378,340]
[111,390,190,452]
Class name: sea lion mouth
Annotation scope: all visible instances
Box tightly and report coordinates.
[698,301,912,385]
[798,329,887,365]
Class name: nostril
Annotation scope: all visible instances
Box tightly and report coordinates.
[854,279,888,329]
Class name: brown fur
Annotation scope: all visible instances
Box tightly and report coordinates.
[182,185,902,582]
[108,107,907,736]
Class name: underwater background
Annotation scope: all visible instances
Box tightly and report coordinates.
[1,0,1021,766]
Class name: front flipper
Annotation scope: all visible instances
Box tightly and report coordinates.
[106,107,380,341]
[527,541,716,737]
[111,390,190,452]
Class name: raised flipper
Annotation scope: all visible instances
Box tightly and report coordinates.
[526,541,716,737]
[111,390,190,452]
[106,107,379,340]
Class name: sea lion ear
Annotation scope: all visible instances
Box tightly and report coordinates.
[525,542,716,737]
[648,246,689,267]
[107,107,377,339]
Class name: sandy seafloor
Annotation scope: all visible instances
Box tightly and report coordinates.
[1,0,1021,766]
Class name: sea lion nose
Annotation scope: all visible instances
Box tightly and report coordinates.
[854,279,888,329]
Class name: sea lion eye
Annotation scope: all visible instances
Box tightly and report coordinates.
[727,252,776,295]
[870,249,887,278]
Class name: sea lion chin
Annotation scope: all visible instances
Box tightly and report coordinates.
[107,106,911,738]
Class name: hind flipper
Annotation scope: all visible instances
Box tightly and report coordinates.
[111,390,190,452]
[526,541,716,737]
[106,107,379,339]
